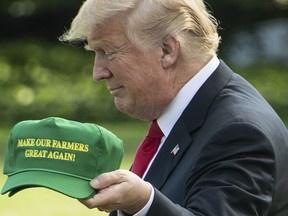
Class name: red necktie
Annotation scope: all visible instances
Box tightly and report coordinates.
[131,120,164,177]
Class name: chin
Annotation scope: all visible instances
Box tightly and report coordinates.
[114,98,157,121]
[114,99,133,115]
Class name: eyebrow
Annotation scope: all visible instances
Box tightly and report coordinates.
[85,40,114,51]
[86,40,129,53]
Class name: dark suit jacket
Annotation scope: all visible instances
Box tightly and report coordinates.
[111,61,288,216]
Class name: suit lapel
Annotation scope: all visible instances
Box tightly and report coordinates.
[144,117,192,188]
[144,61,234,190]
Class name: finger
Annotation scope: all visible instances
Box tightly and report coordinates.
[79,170,151,214]
[78,186,120,211]
[80,170,129,209]
[90,169,129,190]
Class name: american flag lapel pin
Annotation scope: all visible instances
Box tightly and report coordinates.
[171,144,180,156]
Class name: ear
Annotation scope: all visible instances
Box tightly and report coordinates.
[161,36,180,69]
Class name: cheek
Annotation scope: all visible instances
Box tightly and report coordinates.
[112,69,168,120]
[114,61,148,90]
[112,54,164,99]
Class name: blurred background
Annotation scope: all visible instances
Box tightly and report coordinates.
[0,0,288,215]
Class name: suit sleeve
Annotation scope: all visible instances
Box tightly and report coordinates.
[147,123,275,216]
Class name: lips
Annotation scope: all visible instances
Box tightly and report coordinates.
[109,86,124,96]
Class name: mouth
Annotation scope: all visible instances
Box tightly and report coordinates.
[109,86,124,96]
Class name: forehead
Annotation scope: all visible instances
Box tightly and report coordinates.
[87,13,128,49]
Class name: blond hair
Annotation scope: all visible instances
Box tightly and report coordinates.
[60,0,221,60]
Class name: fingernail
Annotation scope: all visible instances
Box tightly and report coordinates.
[90,179,100,189]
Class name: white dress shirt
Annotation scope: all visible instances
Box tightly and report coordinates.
[118,56,220,216]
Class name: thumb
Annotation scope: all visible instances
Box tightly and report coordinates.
[90,170,122,189]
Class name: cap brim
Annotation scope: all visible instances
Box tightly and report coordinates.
[1,170,96,199]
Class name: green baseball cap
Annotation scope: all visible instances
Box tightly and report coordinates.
[1,117,124,199]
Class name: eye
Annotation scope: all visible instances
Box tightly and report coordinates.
[95,49,116,60]
[105,51,117,60]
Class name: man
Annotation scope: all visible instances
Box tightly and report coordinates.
[60,0,288,215]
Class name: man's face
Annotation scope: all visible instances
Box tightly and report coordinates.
[87,14,175,121]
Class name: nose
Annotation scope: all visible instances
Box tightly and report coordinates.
[93,54,112,81]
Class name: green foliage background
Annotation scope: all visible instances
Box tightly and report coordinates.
[0,40,131,124]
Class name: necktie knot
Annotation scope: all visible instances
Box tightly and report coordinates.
[147,120,163,138]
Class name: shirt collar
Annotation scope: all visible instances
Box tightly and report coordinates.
[157,56,220,137]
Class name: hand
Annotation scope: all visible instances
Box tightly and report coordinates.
[78,169,152,214]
